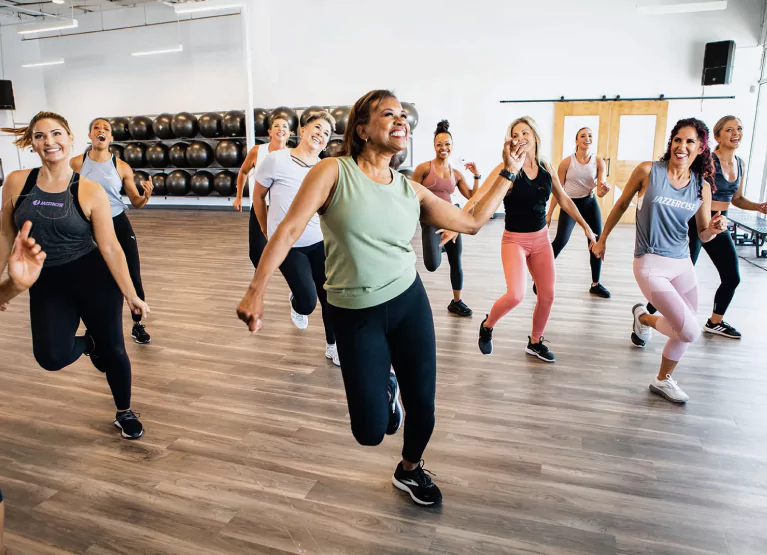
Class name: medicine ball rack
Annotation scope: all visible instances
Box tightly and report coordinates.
[102,102,417,210]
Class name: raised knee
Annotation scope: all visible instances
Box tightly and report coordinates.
[679,324,701,344]
[351,425,385,447]
[34,352,66,371]
[292,296,317,316]
[424,258,440,272]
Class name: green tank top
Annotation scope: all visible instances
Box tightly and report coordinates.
[321,156,421,309]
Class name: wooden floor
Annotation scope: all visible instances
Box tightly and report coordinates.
[1,210,766,555]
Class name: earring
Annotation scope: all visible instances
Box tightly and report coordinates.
[364,138,368,143]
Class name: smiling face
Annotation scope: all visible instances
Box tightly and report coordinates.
[668,126,702,170]
[716,118,743,150]
[510,122,536,158]
[358,96,409,154]
[32,118,74,163]
[434,132,452,160]
[268,117,290,147]
[576,128,593,151]
[89,118,112,150]
[300,118,332,153]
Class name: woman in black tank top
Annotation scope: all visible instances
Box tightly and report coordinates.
[1,111,149,440]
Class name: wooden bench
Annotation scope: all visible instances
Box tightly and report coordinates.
[728,208,767,258]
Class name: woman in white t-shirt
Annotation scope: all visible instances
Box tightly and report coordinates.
[233,115,291,269]
[253,111,340,365]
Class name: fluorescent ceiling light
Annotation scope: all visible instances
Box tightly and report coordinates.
[131,44,184,57]
[52,0,66,4]
[22,59,65,68]
[18,18,78,35]
[174,2,241,14]
[636,1,727,14]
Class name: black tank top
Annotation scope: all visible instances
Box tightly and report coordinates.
[503,163,553,233]
[711,153,742,203]
[13,168,97,267]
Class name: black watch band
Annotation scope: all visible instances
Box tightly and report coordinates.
[473,174,481,180]
[499,169,516,182]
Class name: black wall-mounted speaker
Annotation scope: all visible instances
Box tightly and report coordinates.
[702,40,735,86]
[0,80,15,110]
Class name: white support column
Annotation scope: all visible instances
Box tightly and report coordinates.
[239,0,255,209]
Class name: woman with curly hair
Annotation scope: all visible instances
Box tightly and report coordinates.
[592,118,728,404]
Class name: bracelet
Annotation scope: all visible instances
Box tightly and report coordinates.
[473,174,481,180]
[499,169,516,182]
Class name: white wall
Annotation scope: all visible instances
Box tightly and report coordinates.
[0,4,246,172]
[1,0,764,199]
[249,0,765,196]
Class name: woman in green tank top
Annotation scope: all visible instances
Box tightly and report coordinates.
[237,89,525,507]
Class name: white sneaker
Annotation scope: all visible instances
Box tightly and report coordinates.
[289,293,308,329]
[325,343,340,366]
[632,303,652,345]
[649,375,689,404]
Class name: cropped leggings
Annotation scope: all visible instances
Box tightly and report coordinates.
[634,254,700,361]
[487,228,555,341]
[421,224,463,291]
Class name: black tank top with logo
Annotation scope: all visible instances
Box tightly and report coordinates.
[13,168,97,267]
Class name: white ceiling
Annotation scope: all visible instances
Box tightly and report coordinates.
[0,0,202,25]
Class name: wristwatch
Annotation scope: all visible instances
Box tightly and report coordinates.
[499,169,517,182]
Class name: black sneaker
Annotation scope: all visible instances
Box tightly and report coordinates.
[114,410,144,440]
[392,460,442,506]
[703,319,742,339]
[478,316,493,355]
[131,323,151,344]
[646,302,657,315]
[525,336,555,362]
[447,299,472,317]
[589,283,611,298]
[386,371,403,435]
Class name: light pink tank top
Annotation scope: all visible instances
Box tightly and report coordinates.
[422,161,456,202]
[564,153,597,198]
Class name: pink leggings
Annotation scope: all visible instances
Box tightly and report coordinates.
[487,228,555,340]
[633,254,700,361]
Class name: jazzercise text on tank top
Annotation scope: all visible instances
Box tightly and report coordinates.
[652,196,698,212]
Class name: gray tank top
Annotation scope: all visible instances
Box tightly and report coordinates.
[634,161,702,259]
[81,151,125,217]
[13,168,97,267]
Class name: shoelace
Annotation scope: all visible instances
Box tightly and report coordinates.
[118,410,140,422]
[664,375,682,392]
[533,337,551,351]
[411,460,437,488]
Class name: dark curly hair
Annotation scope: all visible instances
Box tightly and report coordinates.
[660,117,716,199]
[434,119,451,139]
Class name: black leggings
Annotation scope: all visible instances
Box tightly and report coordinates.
[113,212,144,323]
[28,249,132,410]
[688,211,740,316]
[280,240,335,344]
[648,211,740,316]
[329,275,436,463]
[249,207,267,269]
[551,194,602,283]
[421,224,463,291]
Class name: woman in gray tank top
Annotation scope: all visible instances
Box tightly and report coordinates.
[71,118,154,344]
[592,118,728,404]
[1,111,149,439]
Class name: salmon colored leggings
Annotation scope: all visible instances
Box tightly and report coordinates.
[486,228,556,340]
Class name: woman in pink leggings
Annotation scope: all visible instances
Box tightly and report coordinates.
[592,118,727,404]
[473,117,596,362]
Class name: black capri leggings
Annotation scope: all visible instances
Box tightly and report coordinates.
[551,194,603,284]
[113,212,144,323]
[249,207,268,270]
[280,240,335,344]
[329,275,436,463]
[649,211,740,316]
[421,224,463,291]
[28,249,132,410]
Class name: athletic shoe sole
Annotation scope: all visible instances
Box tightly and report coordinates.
[288,293,308,330]
[703,327,742,339]
[649,384,688,404]
[524,348,555,363]
[391,477,440,506]
[132,335,151,344]
[387,375,403,435]
[447,305,473,317]
[632,303,652,344]
[113,421,145,440]
[630,332,646,348]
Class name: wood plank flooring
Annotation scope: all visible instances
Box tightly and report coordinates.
[1,210,766,555]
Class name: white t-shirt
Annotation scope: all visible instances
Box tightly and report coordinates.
[254,148,323,247]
